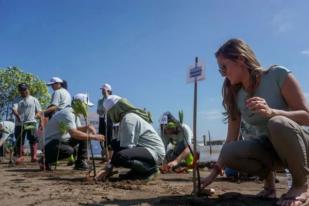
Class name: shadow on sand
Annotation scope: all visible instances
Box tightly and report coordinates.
[80,193,278,206]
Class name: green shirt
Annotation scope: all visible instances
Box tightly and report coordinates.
[237,66,290,137]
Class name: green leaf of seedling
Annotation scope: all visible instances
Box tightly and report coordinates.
[178,110,184,124]
[59,121,70,135]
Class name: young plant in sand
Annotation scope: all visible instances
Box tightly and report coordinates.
[178,110,202,195]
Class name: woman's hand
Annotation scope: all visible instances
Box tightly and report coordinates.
[167,160,178,168]
[201,162,223,189]
[246,97,275,118]
[201,169,219,189]
[95,164,113,181]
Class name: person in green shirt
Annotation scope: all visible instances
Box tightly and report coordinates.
[201,38,309,206]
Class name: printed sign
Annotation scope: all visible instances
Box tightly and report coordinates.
[187,64,205,83]
[160,115,168,124]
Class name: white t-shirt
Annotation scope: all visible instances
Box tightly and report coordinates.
[0,121,15,145]
[50,88,72,110]
[14,95,42,126]
[44,107,81,145]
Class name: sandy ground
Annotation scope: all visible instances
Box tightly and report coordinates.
[0,157,290,206]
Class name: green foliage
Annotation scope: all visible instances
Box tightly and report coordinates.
[23,122,36,131]
[178,110,184,124]
[0,66,50,119]
[72,100,88,120]
[59,121,70,135]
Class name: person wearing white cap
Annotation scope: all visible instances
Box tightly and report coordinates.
[0,121,15,162]
[40,93,104,171]
[95,95,165,181]
[44,77,72,119]
[159,112,193,172]
[97,83,114,160]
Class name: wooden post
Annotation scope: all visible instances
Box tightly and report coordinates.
[203,135,206,146]
[208,130,212,155]
[192,57,198,195]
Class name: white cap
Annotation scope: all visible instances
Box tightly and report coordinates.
[100,83,112,91]
[73,93,94,106]
[103,95,121,111]
[46,77,63,85]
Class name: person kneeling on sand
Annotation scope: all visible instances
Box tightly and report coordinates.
[201,38,309,206]
[0,121,15,162]
[159,112,194,173]
[95,95,165,181]
[39,93,104,171]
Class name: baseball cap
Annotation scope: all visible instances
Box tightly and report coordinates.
[73,93,94,106]
[18,83,28,91]
[46,77,63,86]
[100,83,112,91]
[103,95,121,111]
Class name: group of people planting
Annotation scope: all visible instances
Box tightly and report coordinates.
[1,38,309,206]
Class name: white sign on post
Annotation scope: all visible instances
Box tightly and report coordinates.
[187,63,205,83]
[160,115,168,125]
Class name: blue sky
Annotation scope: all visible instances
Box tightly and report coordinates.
[1,0,308,140]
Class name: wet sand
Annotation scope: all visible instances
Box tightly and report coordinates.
[0,157,289,206]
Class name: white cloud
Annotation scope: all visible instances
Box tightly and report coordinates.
[199,110,223,120]
[301,50,309,57]
[272,10,293,33]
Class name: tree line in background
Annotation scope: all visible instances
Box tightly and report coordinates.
[0,66,50,120]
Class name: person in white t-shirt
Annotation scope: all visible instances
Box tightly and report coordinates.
[0,121,15,162]
[44,77,72,119]
[12,83,43,163]
[40,93,104,171]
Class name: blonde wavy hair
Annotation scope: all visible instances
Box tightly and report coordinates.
[215,39,265,120]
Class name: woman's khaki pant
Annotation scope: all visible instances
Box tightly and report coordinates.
[220,116,309,187]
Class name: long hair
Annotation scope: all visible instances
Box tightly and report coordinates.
[61,80,68,90]
[215,39,265,120]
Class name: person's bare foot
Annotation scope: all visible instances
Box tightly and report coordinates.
[257,172,276,198]
[95,164,114,181]
[95,169,110,181]
[257,187,276,199]
[277,186,309,206]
